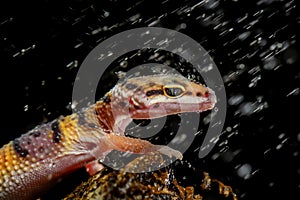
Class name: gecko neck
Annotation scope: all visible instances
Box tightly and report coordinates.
[94,90,132,135]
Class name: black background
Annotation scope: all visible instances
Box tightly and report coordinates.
[0,0,299,199]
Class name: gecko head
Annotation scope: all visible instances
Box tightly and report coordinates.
[114,74,217,120]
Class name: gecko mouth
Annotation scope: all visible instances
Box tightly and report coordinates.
[153,89,217,114]
[130,99,216,119]
[151,100,215,113]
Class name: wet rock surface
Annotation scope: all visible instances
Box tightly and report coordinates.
[64,154,237,200]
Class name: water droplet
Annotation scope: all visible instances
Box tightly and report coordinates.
[120,60,128,68]
[24,105,28,112]
[129,14,140,22]
[228,94,244,106]
[180,23,187,29]
[239,102,255,116]
[278,133,285,139]
[287,88,300,97]
[211,153,220,160]
[276,144,283,150]
[237,163,252,179]
[226,127,232,132]
[104,11,110,17]
[66,60,78,68]
[238,31,251,40]
[71,101,78,110]
[263,57,278,70]
[107,51,113,57]
[91,28,101,35]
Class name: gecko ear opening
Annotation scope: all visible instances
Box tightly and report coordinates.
[129,96,143,109]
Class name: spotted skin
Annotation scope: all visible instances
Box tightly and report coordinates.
[0,74,216,199]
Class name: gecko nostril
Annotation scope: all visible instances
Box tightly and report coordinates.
[196,91,209,97]
[204,91,209,97]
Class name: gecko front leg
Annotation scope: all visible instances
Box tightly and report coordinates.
[105,134,183,160]
[84,134,182,175]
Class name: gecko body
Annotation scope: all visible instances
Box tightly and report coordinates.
[0,74,216,199]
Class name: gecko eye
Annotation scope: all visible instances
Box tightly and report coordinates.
[163,85,185,98]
